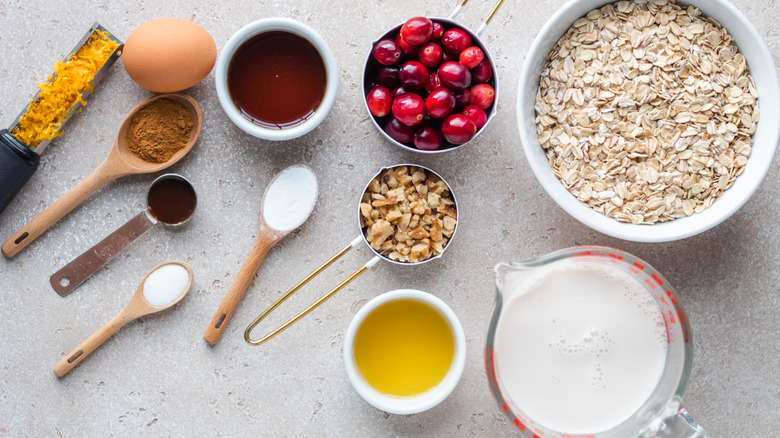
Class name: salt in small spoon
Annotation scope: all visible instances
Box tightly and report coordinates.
[54,260,194,377]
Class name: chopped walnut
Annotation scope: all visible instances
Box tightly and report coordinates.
[360,166,457,263]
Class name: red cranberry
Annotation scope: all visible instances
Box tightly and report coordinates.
[441,28,472,54]
[395,33,418,58]
[391,86,410,99]
[441,113,477,144]
[400,17,433,46]
[414,126,443,151]
[418,42,443,68]
[373,39,401,65]
[399,61,428,90]
[470,83,495,109]
[471,60,492,83]
[463,104,487,128]
[459,46,484,69]
[392,93,425,126]
[377,66,399,88]
[454,88,471,108]
[431,22,444,41]
[425,88,456,119]
[425,73,442,94]
[366,85,392,117]
[441,50,456,64]
[384,117,414,144]
[438,61,472,90]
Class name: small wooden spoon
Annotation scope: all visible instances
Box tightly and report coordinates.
[54,260,193,377]
[2,93,202,258]
[203,165,318,345]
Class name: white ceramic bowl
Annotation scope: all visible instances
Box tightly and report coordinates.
[343,289,466,415]
[215,18,338,141]
[517,0,780,242]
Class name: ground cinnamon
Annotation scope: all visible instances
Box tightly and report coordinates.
[126,98,193,163]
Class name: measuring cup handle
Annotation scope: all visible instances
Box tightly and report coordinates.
[653,405,709,438]
[50,211,156,296]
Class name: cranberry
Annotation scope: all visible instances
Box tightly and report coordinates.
[441,113,477,144]
[399,61,428,90]
[418,42,443,68]
[400,17,433,46]
[414,126,443,151]
[438,61,472,90]
[395,33,418,58]
[454,88,471,108]
[425,73,442,94]
[462,104,487,128]
[366,85,392,117]
[425,88,456,119]
[391,86,410,99]
[373,39,401,65]
[431,22,444,41]
[377,66,399,88]
[470,83,495,109]
[471,59,493,84]
[441,28,472,54]
[384,117,414,144]
[459,46,484,69]
[392,93,425,126]
[441,50,456,64]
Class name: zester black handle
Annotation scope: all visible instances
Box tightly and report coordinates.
[0,129,40,214]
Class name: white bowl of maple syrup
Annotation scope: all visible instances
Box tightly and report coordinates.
[215,18,338,141]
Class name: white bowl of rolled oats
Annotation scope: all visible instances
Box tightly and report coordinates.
[518,0,780,242]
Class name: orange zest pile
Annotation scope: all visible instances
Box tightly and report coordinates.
[11,30,119,149]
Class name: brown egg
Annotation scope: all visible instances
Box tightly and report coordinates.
[123,18,216,93]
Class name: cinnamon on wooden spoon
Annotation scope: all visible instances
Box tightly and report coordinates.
[2,93,202,258]
[203,164,318,345]
[54,260,193,377]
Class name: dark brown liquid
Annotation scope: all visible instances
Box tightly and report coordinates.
[147,177,197,225]
[227,31,327,128]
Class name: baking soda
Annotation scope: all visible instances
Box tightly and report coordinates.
[262,165,318,231]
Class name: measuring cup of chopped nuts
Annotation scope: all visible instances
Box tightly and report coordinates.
[244,164,458,346]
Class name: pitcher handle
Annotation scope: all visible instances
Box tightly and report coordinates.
[651,406,708,438]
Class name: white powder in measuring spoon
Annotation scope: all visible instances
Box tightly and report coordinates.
[143,263,191,307]
[262,165,318,231]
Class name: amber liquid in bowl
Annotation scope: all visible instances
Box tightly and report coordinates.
[227,31,326,129]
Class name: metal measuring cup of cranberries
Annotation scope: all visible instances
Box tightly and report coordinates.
[362,1,504,153]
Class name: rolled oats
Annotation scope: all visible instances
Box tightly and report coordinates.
[535,0,759,224]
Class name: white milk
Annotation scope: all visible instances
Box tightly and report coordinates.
[494,258,667,434]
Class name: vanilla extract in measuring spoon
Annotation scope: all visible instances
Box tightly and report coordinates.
[228,31,326,128]
[50,174,197,296]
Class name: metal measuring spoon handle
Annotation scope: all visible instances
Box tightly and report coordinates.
[50,212,157,296]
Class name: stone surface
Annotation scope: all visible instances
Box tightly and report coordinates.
[1,0,778,436]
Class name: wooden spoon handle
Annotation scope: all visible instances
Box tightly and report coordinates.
[204,235,275,345]
[2,163,120,258]
[54,309,133,377]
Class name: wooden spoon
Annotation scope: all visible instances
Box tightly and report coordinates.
[54,260,193,377]
[2,93,202,258]
[203,165,318,345]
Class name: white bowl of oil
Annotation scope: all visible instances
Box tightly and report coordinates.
[343,289,466,414]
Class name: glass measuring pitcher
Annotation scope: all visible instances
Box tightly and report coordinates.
[485,247,708,438]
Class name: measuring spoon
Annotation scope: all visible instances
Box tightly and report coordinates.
[50,174,197,296]
[203,164,318,345]
[2,93,202,258]
[53,260,193,377]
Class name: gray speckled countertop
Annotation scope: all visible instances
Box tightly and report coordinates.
[1,1,779,436]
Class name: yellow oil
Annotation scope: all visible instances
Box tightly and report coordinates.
[353,298,455,397]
